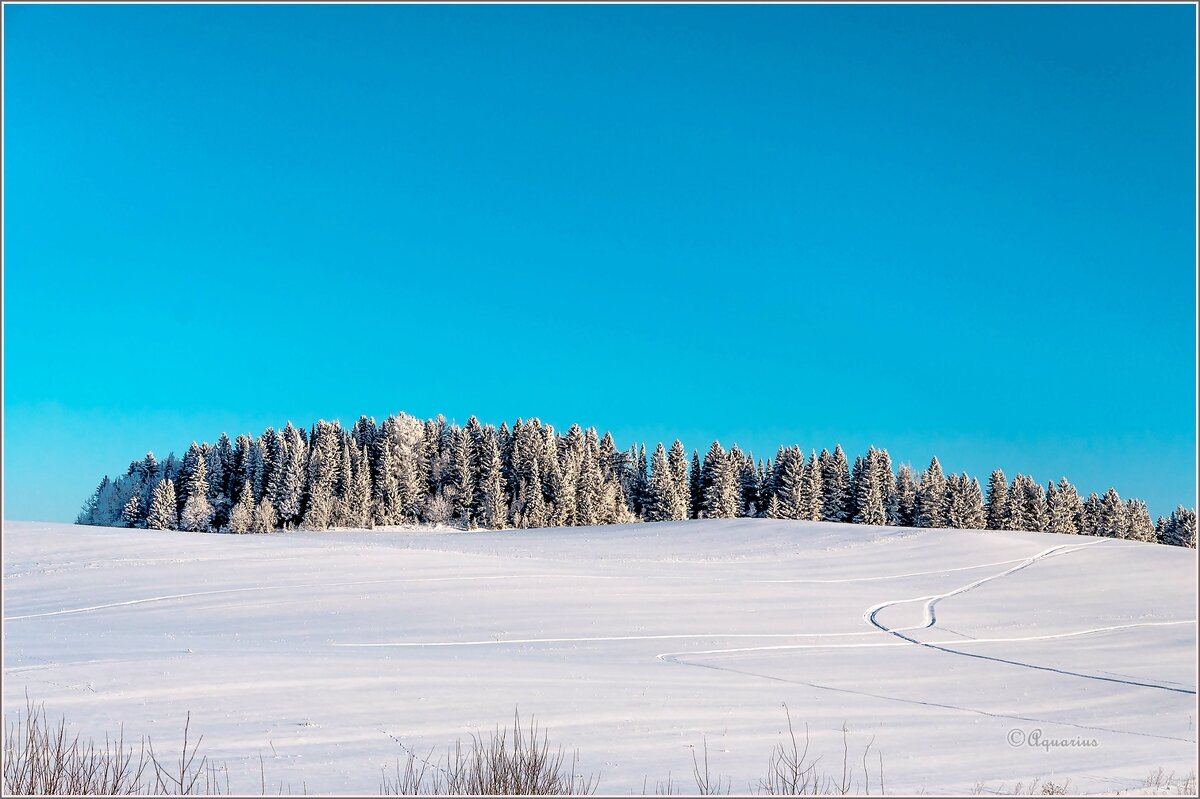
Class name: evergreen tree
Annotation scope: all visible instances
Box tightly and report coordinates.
[702,442,738,519]
[1045,478,1080,536]
[1160,506,1197,548]
[964,477,986,529]
[892,464,917,526]
[733,445,759,517]
[231,436,253,505]
[176,443,204,517]
[374,435,403,526]
[632,444,649,518]
[689,451,703,519]
[765,493,782,520]
[342,445,374,529]
[775,448,804,520]
[179,455,215,532]
[853,448,887,526]
[478,432,508,529]
[820,446,851,522]
[644,443,673,523]
[228,481,255,534]
[1124,499,1156,543]
[874,449,898,525]
[545,448,571,527]
[1097,488,1127,538]
[77,476,110,525]
[208,434,234,530]
[800,452,824,521]
[667,441,690,521]
[1080,492,1102,536]
[1004,474,1046,532]
[985,470,1009,530]
[122,493,143,528]
[252,494,278,534]
[302,420,341,530]
[145,478,178,531]
[275,424,307,529]
[847,455,865,522]
[914,457,947,528]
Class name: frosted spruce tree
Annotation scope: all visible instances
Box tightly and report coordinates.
[1124,498,1156,543]
[644,443,674,523]
[985,470,1009,530]
[227,481,255,534]
[179,453,215,533]
[667,441,690,521]
[1045,478,1082,536]
[702,442,738,519]
[819,446,851,522]
[799,452,824,521]
[477,430,508,529]
[892,464,916,526]
[914,457,947,528]
[774,447,804,520]
[1098,488,1128,538]
[145,478,178,531]
[1160,506,1197,548]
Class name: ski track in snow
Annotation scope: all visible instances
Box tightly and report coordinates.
[655,538,1197,744]
[332,538,1196,693]
[8,547,1114,621]
[3,573,688,621]
[860,540,1197,695]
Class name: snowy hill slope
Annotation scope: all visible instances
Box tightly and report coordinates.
[2,519,1195,794]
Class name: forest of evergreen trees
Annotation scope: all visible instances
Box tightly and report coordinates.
[76,412,1198,548]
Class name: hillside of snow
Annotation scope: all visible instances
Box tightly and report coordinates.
[2,519,1195,794]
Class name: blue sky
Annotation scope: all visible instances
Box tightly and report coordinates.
[3,4,1196,522]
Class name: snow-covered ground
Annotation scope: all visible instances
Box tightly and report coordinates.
[2,519,1196,794]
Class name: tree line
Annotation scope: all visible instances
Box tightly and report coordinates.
[76,412,1197,548]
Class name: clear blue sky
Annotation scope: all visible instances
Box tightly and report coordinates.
[3,4,1196,522]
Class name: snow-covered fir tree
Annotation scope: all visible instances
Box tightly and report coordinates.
[1097,488,1128,538]
[667,441,690,521]
[688,451,703,519]
[819,446,851,522]
[892,464,916,527]
[1045,478,1082,536]
[1159,506,1197,548]
[914,457,947,528]
[644,443,674,523]
[1124,498,1156,543]
[1080,492,1102,536]
[179,453,215,533]
[985,470,1008,530]
[799,451,824,521]
[852,448,888,526]
[275,424,307,529]
[774,447,804,520]
[227,481,255,534]
[702,441,739,519]
[477,430,508,529]
[122,493,143,528]
[145,478,178,530]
